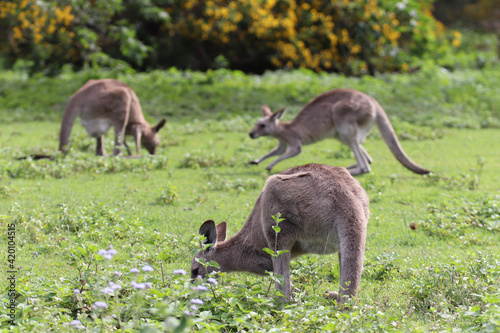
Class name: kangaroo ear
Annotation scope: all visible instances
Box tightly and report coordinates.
[271,107,287,121]
[261,105,272,116]
[199,220,217,248]
[153,118,166,133]
[216,222,227,242]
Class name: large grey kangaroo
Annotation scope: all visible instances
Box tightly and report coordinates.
[249,89,430,175]
[191,163,370,304]
[59,79,166,156]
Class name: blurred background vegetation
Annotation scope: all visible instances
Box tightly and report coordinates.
[0,0,498,76]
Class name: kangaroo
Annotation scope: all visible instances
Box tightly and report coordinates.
[191,163,370,304]
[59,79,166,156]
[248,89,430,175]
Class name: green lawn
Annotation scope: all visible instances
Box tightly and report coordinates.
[0,114,499,331]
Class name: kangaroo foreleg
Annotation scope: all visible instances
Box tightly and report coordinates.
[273,251,292,300]
[265,144,301,172]
[96,136,106,156]
[124,141,132,155]
[250,141,286,165]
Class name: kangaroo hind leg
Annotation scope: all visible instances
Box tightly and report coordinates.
[338,126,371,175]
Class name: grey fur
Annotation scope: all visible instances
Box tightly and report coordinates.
[249,89,430,175]
[191,163,369,303]
[59,79,166,156]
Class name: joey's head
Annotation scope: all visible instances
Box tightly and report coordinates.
[141,118,166,154]
[191,220,227,279]
[249,105,286,139]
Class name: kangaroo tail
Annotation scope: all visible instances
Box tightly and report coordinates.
[374,103,430,175]
[59,96,80,154]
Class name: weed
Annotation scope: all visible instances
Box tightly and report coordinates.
[157,183,178,205]
[420,194,500,244]
[363,252,400,281]
[409,252,499,315]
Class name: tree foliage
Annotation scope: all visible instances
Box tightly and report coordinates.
[0,0,463,75]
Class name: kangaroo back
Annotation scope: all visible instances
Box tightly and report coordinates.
[374,103,430,175]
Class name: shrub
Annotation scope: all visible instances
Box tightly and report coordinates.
[1,0,466,75]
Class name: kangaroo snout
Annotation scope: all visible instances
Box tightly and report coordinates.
[249,132,256,139]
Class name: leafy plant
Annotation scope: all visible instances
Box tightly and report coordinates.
[157,183,178,205]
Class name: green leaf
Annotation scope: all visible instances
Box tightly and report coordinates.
[209,260,220,268]
[272,226,281,233]
[173,316,188,333]
[158,251,170,261]
[262,248,275,255]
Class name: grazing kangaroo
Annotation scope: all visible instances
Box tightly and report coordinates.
[191,163,370,304]
[248,89,430,175]
[59,79,166,156]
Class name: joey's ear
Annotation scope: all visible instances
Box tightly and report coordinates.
[216,222,227,242]
[261,105,272,116]
[199,220,217,248]
[153,118,166,133]
[271,107,287,121]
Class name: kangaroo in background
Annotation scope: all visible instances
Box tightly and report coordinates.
[249,89,430,175]
[191,163,370,304]
[59,79,166,156]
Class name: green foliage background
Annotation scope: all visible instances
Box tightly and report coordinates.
[0,0,479,75]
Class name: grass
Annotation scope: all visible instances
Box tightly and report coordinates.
[0,67,499,332]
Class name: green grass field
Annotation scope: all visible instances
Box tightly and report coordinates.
[0,68,499,332]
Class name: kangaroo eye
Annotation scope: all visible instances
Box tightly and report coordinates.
[259,124,266,129]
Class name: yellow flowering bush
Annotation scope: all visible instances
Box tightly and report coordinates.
[0,0,462,75]
[167,0,459,75]
[0,0,75,73]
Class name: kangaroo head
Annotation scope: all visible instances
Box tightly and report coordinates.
[141,118,166,154]
[249,106,286,139]
[191,220,227,279]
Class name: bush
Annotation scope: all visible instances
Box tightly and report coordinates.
[1,0,470,75]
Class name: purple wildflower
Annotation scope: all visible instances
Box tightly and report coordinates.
[93,301,108,309]
[142,265,154,272]
[190,298,203,305]
[195,285,208,291]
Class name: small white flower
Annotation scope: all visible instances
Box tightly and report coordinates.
[73,289,80,294]
[410,19,418,27]
[207,278,218,285]
[103,254,113,260]
[130,268,140,273]
[173,269,186,275]
[184,310,194,316]
[97,249,108,256]
[142,265,154,272]
[113,271,121,276]
[396,2,406,10]
[190,305,198,311]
